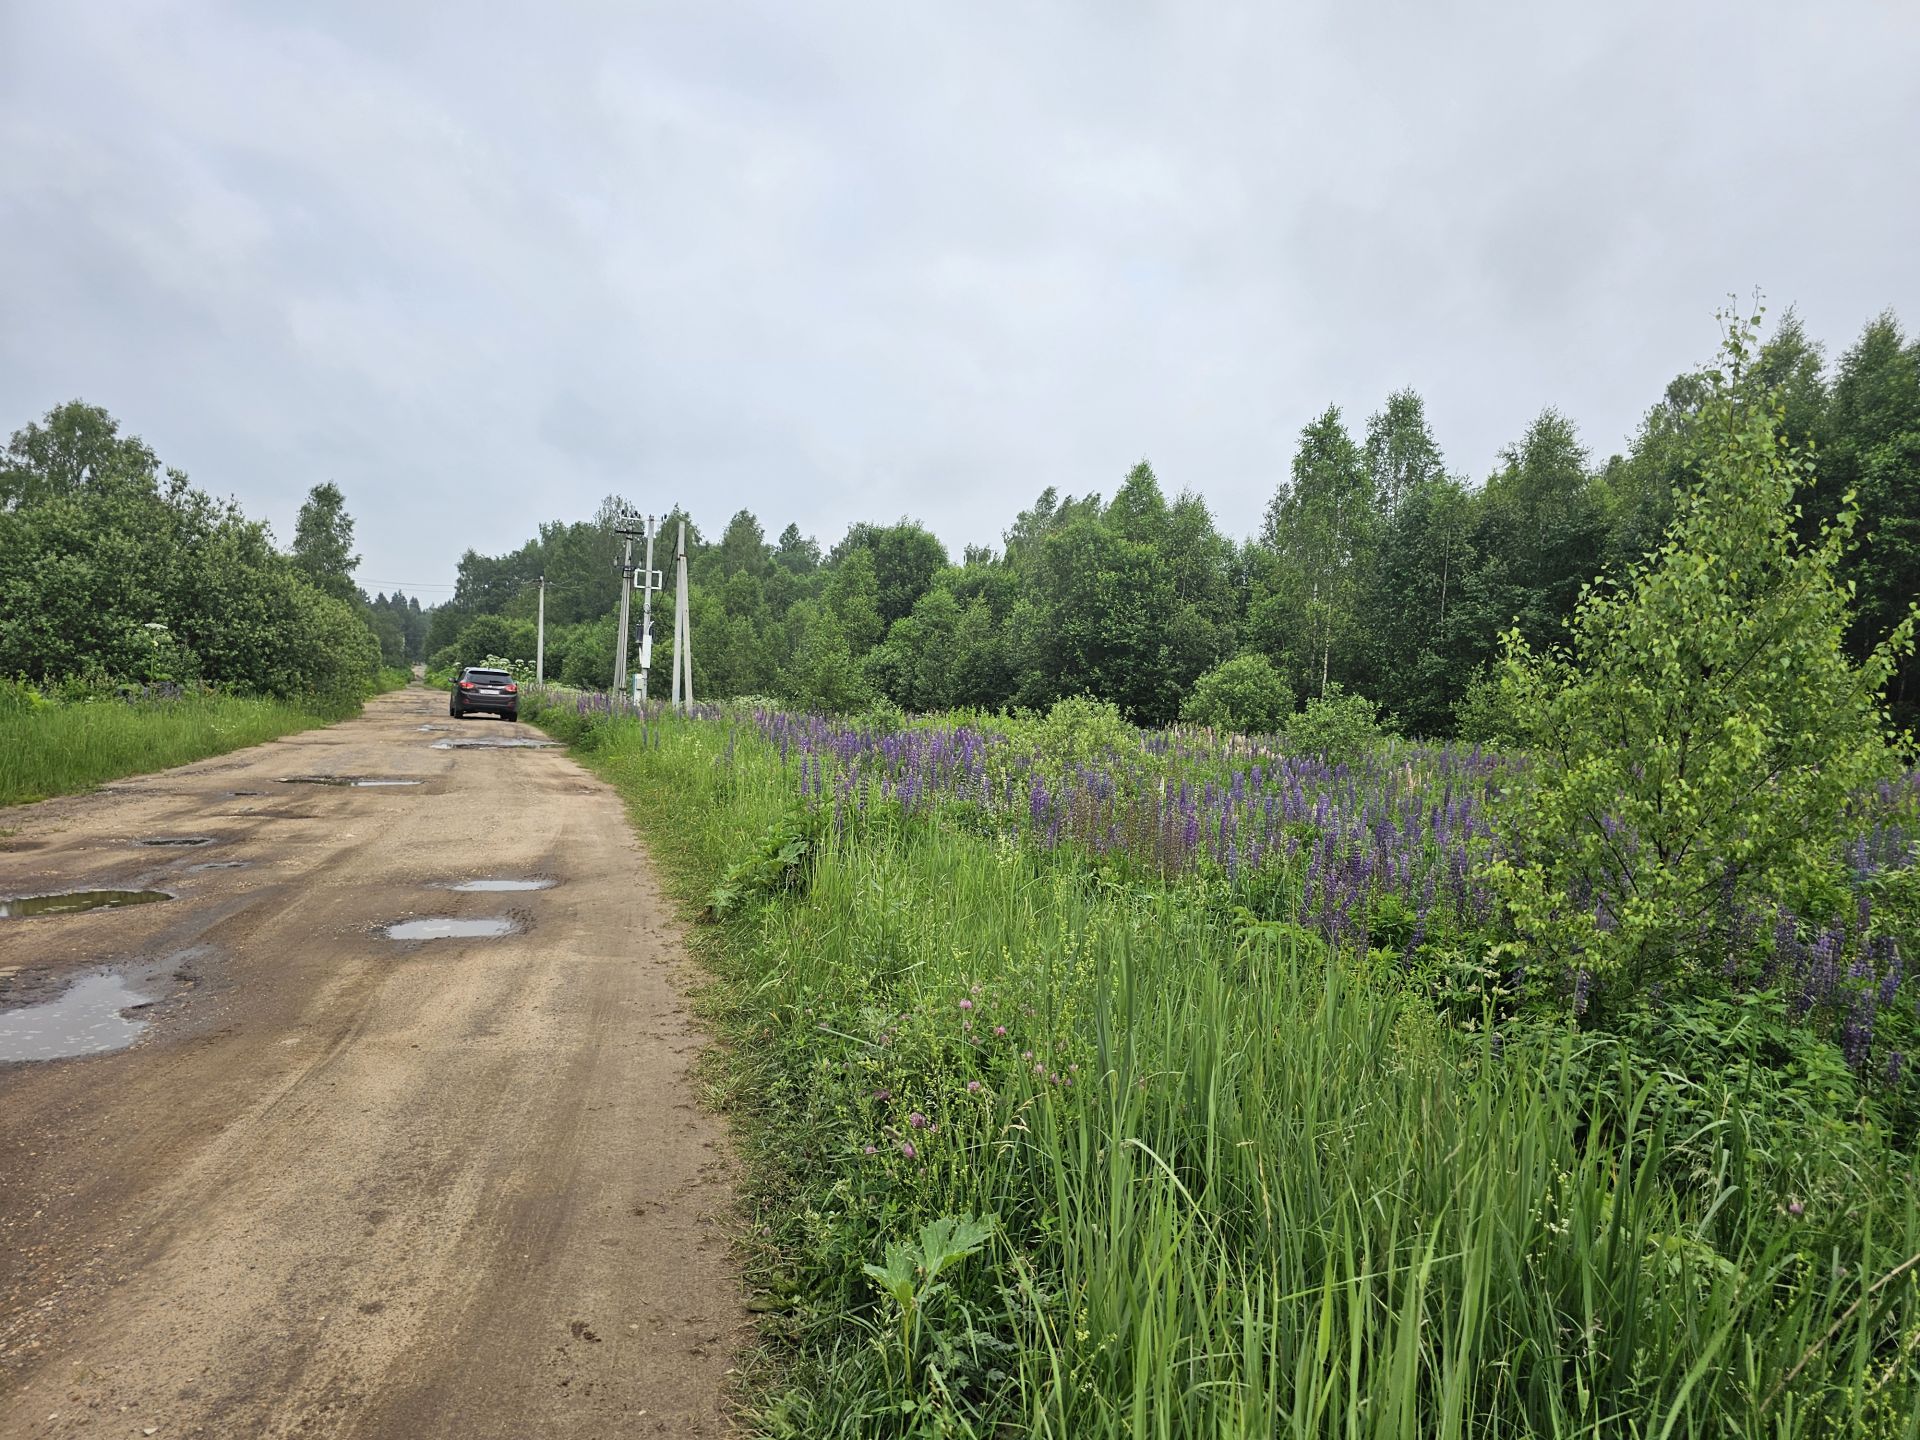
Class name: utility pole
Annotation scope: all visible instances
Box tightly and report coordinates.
[535,574,546,685]
[611,517,644,702]
[672,521,693,713]
[637,516,658,703]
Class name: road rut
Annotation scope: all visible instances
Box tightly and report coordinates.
[0,686,743,1437]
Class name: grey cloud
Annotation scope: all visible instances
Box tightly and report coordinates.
[3,0,1916,594]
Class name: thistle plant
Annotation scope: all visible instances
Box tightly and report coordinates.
[862,1212,995,1393]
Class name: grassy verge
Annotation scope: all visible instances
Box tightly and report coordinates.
[0,680,403,808]
[536,700,1920,1438]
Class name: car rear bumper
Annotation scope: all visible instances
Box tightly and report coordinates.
[457,693,518,713]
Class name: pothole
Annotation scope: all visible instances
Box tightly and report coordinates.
[445,878,553,893]
[429,739,557,750]
[137,836,215,847]
[190,860,249,872]
[279,776,423,787]
[384,917,520,941]
[0,970,157,1061]
[0,889,172,919]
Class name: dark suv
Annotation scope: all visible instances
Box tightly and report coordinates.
[450,667,520,721]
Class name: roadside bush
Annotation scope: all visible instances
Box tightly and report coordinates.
[0,401,382,707]
[1179,653,1293,735]
[1008,694,1134,770]
[0,675,47,718]
[1284,683,1386,763]
[1490,313,1917,1014]
[1452,665,1524,747]
[451,615,536,670]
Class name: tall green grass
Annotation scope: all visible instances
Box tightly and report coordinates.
[0,692,351,807]
[571,710,1920,1438]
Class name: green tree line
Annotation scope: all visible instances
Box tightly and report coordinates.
[431,307,1918,733]
[1,402,392,707]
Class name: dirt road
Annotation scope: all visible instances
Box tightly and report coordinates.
[0,687,744,1437]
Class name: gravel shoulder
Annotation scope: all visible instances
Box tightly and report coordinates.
[0,686,744,1438]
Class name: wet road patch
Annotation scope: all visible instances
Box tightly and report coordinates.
[428,738,557,750]
[0,889,172,919]
[384,917,520,940]
[445,878,554,893]
[190,860,249,871]
[137,836,215,847]
[0,970,157,1061]
[280,776,423,787]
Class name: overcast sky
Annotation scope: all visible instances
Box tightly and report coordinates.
[4,2,1916,599]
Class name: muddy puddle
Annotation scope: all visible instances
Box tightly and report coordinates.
[190,860,249,871]
[445,878,553,893]
[137,836,215,847]
[429,738,557,750]
[0,889,172,919]
[280,776,423,787]
[384,917,520,940]
[0,970,156,1061]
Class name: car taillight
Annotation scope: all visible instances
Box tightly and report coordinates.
[459,681,475,689]
[503,683,518,694]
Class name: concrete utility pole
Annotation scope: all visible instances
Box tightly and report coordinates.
[611,520,642,701]
[672,521,693,713]
[535,574,546,685]
[637,516,658,703]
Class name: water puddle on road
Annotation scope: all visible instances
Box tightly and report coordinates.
[279,776,423,787]
[384,917,519,941]
[137,836,215,847]
[0,971,155,1061]
[429,738,557,750]
[190,860,249,872]
[446,878,553,893]
[0,889,172,919]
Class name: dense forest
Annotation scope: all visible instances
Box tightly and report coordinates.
[431,307,1919,734]
[0,402,397,706]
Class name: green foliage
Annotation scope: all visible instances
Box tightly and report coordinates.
[290,481,360,603]
[780,607,872,714]
[0,402,381,708]
[426,304,1919,741]
[862,1214,995,1393]
[1013,694,1133,770]
[451,614,537,671]
[705,805,824,920]
[557,713,1920,1437]
[1490,312,1918,1008]
[0,688,343,807]
[1284,682,1386,762]
[1178,653,1292,734]
[1452,665,1524,748]
[1258,406,1374,699]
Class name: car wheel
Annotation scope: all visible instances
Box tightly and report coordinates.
[451,703,463,719]
[505,709,518,723]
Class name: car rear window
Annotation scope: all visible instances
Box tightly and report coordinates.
[466,670,513,683]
